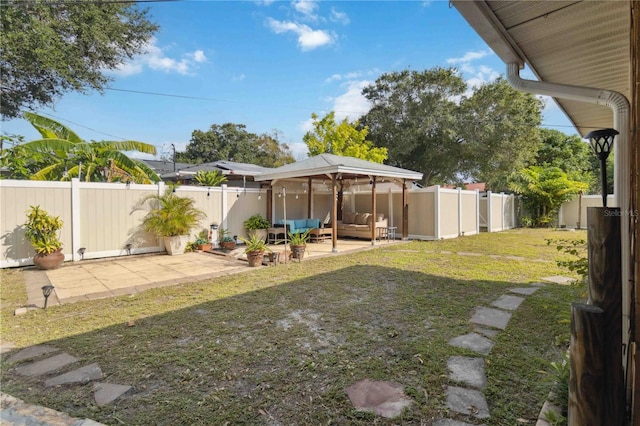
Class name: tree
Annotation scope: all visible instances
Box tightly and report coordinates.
[4,112,159,183]
[303,112,387,163]
[530,128,595,189]
[508,166,588,227]
[457,78,544,191]
[1,1,158,118]
[361,68,467,185]
[177,124,294,167]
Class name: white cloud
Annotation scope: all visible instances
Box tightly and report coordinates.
[109,38,207,77]
[192,50,207,63]
[332,80,372,122]
[266,18,334,51]
[330,8,350,24]
[288,141,309,160]
[446,49,493,65]
[292,0,318,19]
[232,73,246,82]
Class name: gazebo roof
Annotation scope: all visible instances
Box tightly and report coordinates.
[254,153,423,182]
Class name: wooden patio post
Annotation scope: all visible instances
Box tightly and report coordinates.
[331,173,338,252]
[569,207,623,424]
[371,177,377,245]
[402,179,408,239]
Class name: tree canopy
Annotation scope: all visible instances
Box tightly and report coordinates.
[508,166,588,227]
[361,68,466,185]
[456,78,543,191]
[177,124,294,167]
[0,113,159,183]
[0,1,158,118]
[303,111,387,163]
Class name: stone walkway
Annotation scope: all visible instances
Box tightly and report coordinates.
[0,344,129,425]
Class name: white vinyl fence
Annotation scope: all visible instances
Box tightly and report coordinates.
[1,179,519,268]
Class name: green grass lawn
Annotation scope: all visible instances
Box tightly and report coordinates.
[0,228,585,425]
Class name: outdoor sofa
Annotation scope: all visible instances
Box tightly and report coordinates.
[336,212,387,239]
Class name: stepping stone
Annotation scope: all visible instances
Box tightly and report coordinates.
[448,356,486,389]
[433,420,482,426]
[6,345,59,363]
[474,327,499,339]
[45,363,103,387]
[541,276,576,285]
[449,333,494,355]
[346,379,412,419]
[491,294,525,311]
[94,383,132,407]
[446,386,490,419]
[509,287,540,296]
[470,307,512,330]
[15,353,77,377]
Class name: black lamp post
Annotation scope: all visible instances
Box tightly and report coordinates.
[41,285,55,309]
[586,128,618,207]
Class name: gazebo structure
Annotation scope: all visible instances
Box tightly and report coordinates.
[254,153,423,252]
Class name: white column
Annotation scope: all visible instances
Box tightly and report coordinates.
[475,189,480,235]
[71,178,81,261]
[457,187,462,236]
[486,191,493,233]
[434,185,441,239]
[221,184,228,229]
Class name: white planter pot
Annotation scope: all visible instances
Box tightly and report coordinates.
[163,235,189,255]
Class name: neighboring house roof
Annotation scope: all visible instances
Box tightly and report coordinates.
[140,159,273,181]
[254,153,423,182]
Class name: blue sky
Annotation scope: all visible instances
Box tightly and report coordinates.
[2,0,578,161]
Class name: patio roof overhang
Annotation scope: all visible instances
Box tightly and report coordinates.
[254,153,423,183]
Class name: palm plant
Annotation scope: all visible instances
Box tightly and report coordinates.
[16,112,160,183]
[137,189,205,237]
[194,170,227,186]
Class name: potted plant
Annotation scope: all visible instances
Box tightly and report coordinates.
[24,205,64,269]
[137,188,205,255]
[288,229,311,260]
[218,227,236,250]
[239,233,272,267]
[243,213,271,242]
[193,230,212,251]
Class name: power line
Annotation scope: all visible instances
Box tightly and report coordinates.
[106,86,582,130]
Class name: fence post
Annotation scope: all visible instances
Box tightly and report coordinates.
[457,188,462,236]
[501,192,505,231]
[476,189,480,235]
[569,207,624,424]
[221,184,228,229]
[486,191,493,233]
[71,178,81,262]
[434,185,441,239]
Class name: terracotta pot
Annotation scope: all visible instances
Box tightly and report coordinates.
[222,241,236,250]
[33,248,64,270]
[291,244,306,260]
[246,250,265,267]
[198,243,213,252]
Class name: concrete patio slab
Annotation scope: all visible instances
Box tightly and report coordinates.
[15,353,78,377]
[491,294,525,311]
[447,356,486,389]
[44,363,103,387]
[446,386,490,419]
[6,345,59,364]
[449,333,494,355]
[93,383,132,407]
[470,306,512,330]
